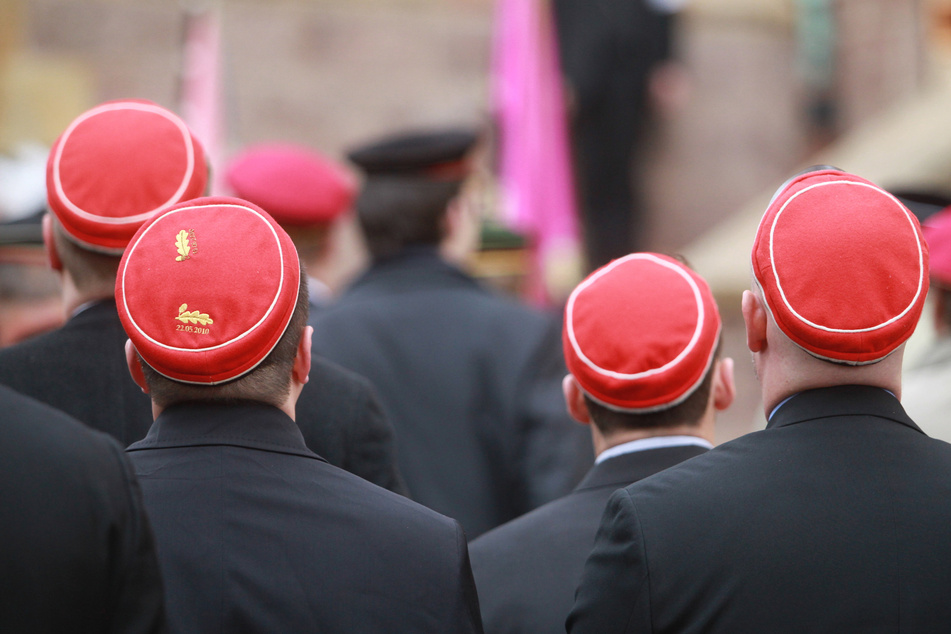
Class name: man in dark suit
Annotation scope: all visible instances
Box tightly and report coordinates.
[568,168,951,632]
[310,129,593,538]
[0,100,404,493]
[0,383,165,632]
[119,197,482,632]
[469,253,733,633]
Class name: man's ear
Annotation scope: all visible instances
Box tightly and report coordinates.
[562,374,592,425]
[712,357,736,411]
[742,290,768,354]
[292,326,313,386]
[124,339,149,394]
[42,213,63,272]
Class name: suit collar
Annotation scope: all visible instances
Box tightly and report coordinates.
[574,445,709,492]
[127,400,324,462]
[767,385,923,435]
[67,298,119,325]
[347,247,480,295]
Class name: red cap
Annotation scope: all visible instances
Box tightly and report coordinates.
[923,206,951,287]
[563,253,721,412]
[751,169,928,364]
[116,196,301,385]
[225,144,356,226]
[47,99,208,254]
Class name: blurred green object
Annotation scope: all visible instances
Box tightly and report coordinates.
[473,220,530,297]
[480,219,526,251]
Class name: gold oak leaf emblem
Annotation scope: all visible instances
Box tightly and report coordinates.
[175,230,191,261]
[175,303,214,326]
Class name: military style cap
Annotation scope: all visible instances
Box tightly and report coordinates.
[346,128,477,180]
[47,99,208,254]
[117,196,300,384]
[225,144,357,226]
[751,169,928,364]
[563,253,721,412]
[922,206,951,287]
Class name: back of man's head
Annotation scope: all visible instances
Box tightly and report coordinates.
[346,128,476,260]
[45,99,207,293]
[751,168,928,365]
[562,253,724,435]
[116,196,307,409]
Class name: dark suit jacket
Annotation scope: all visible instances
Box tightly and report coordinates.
[127,401,483,633]
[568,386,951,633]
[469,444,707,634]
[310,249,593,538]
[0,384,164,633]
[0,300,406,493]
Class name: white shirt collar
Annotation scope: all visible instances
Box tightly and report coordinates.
[595,435,713,464]
[308,276,332,306]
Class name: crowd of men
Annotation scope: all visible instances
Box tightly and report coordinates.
[3,96,951,634]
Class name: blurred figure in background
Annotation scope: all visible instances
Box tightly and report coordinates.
[310,127,593,539]
[225,142,406,492]
[552,0,687,270]
[470,252,733,633]
[0,212,63,346]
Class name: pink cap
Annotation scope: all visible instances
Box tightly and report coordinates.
[225,144,356,226]
[923,206,951,287]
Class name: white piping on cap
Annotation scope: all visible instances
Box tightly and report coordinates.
[566,253,707,381]
[120,202,294,361]
[52,101,196,225]
[768,180,925,334]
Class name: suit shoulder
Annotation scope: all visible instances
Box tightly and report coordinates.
[308,355,375,394]
[0,383,123,466]
[0,328,58,379]
[322,464,466,544]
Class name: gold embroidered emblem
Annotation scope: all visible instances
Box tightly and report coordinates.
[175,303,213,326]
[175,230,191,261]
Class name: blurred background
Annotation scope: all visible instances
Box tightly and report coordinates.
[3,0,951,441]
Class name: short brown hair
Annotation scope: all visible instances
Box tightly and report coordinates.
[51,217,121,295]
[139,272,310,409]
[584,340,721,435]
[357,176,461,259]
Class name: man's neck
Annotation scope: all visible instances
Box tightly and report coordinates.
[593,420,714,459]
[596,435,713,464]
[760,353,904,417]
[59,271,116,318]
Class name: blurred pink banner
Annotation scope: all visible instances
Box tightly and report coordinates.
[492,0,580,305]
[179,4,225,195]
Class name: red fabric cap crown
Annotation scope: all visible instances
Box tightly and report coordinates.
[923,206,951,287]
[116,196,300,385]
[563,253,721,412]
[47,99,208,254]
[751,170,928,364]
[225,144,357,226]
